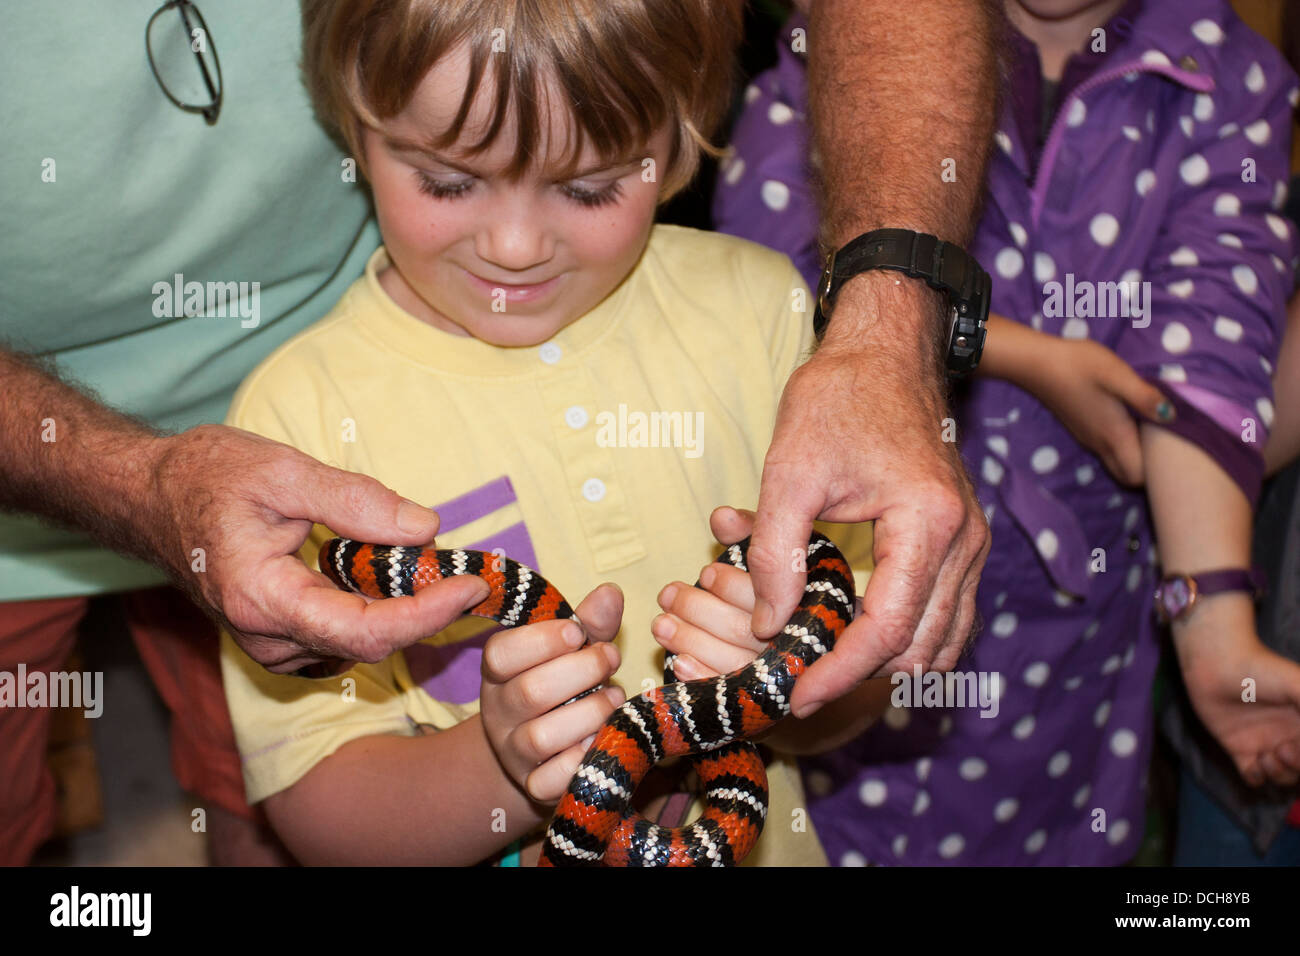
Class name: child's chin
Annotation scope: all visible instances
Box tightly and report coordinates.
[470,315,574,348]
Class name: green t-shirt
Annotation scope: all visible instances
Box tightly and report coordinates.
[0,0,379,600]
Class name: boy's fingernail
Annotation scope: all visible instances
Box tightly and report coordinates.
[562,622,584,646]
[1156,401,1174,422]
[396,498,438,534]
[672,656,698,679]
[700,565,716,589]
[651,614,676,640]
[658,583,679,608]
[600,643,620,667]
[580,734,597,750]
[793,700,824,720]
[753,600,775,634]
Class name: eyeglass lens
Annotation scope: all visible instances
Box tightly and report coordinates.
[147,2,220,113]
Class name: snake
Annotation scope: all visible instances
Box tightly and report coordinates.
[318,531,855,867]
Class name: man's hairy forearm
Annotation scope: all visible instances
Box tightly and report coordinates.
[0,346,171,566]
[809,0,1001,247]
[808,0,1002,381]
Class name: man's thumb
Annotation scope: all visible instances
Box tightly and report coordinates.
[747,506,815,638]
[301,463,439,545]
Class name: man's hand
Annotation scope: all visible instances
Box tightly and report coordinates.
[745,279,990,717]
[773,0,999,715]
[148,425,492,673]
[0,349,494,673]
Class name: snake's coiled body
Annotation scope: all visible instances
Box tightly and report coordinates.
[318,532,854,867]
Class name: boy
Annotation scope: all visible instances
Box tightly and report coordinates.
[219,0,876,866]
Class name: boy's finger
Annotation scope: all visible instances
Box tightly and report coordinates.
[653,612,761,673]
[502,643,619,717]
[481,619,585,684]
[709,505,756,546]
[573,582,624,644]
[527,742,597,804]
[670,653,716,680]
[698,562,758,613]
[659,581,756,649]
[508,683,624,770]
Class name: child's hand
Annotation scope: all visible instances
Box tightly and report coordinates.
[1022,337,1169,486]
[653,540,883,755]
[1174,596,1300,788]
[653,562,768,680]
[479,583,626,803]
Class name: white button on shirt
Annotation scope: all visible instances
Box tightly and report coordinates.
[539,342,562,364]
[581,478,606,502]
[565,406,588,429]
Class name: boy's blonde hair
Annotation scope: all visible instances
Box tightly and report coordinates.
[302,0,745,201]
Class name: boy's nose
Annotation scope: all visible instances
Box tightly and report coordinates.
[475,199,556,275]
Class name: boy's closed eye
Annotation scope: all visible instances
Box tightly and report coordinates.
[410,166,628,209]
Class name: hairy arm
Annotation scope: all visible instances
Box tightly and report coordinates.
[0,348,169,560]
[751,0,1000,717]
[0,346,488,670]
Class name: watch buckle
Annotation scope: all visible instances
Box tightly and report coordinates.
[817,247,837,320]
[1155,573,1198,623]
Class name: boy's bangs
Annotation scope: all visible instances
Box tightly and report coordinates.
[348,0,682,179]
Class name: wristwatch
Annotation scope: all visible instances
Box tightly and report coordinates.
[1154,568,1267,623]
[813,228,992,375]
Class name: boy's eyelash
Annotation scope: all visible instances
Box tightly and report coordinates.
[414,172,472,200]
[413,171,624,208]
[559,180,624,208]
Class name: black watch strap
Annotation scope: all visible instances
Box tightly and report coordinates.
[813,228,992,376]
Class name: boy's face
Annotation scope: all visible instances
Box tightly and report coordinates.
[362,45,671,347]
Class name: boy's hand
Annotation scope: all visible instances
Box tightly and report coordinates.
[653,512,863,680]
[1174,594,1300,787]
[653,562,766,680]
[1020,337,1169,487]
[479,583,626,803]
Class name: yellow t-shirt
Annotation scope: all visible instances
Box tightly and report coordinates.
[219,224,873,866]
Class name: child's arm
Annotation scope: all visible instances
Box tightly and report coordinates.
[977,312,1169,485]
[1263,291,1300,476]
[261,584,626,865]
[1142,426,1300,787]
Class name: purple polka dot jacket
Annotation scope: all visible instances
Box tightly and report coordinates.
[713,0,1297,864]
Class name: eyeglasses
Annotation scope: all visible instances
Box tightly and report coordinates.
[146,0,223,125]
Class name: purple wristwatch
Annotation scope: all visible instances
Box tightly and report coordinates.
[1154,568,1267,623]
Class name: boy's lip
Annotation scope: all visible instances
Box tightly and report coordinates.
[464,268,563,303]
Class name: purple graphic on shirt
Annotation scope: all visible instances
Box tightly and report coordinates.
[403,477,540,705]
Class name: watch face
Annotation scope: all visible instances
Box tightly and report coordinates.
[1156,576,1193,620]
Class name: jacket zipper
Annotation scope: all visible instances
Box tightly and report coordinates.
[1030,59,1215,226]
